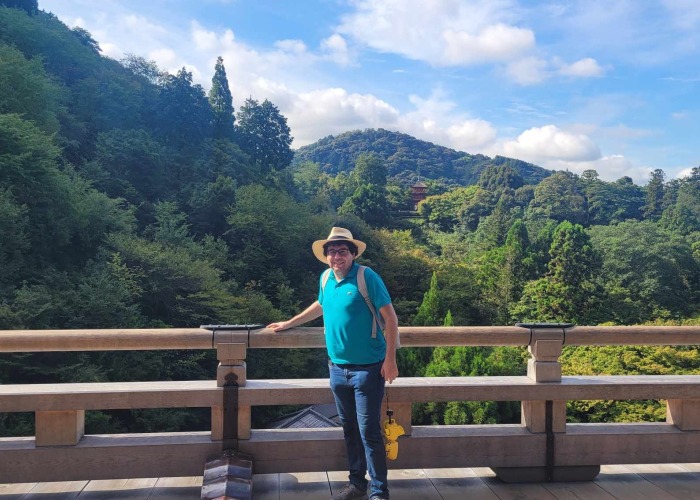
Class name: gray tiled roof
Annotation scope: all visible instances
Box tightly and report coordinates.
[269,404,340,429]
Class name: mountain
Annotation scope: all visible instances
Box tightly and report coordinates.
[293,128,553,186]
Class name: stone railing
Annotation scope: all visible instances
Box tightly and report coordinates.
[2,325,700,484]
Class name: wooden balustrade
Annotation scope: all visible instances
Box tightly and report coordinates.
[2,325,700,484]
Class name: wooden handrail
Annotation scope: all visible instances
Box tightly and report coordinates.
[3,324,700,484]
[2,325,700,352]
[0,328,229,352]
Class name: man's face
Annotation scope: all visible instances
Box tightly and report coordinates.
[325,243,354,276]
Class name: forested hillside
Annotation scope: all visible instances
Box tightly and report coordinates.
[1,2,699,435]
[293,128,553,187]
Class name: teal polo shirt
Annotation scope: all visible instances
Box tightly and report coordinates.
[318,262,391,365]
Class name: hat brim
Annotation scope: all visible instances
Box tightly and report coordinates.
[312,238,366,263]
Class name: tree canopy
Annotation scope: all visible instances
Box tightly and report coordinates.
[0,7,698,435]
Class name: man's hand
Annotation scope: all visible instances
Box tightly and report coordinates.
[267,301,323,333]
[266,321,291,332]
[382,358,399,384]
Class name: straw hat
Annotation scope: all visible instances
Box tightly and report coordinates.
[312,227,366,263]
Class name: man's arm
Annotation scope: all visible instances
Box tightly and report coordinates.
[267,301,323,332]
[379,303,399,383]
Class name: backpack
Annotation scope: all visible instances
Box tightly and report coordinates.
[321,265,400,348]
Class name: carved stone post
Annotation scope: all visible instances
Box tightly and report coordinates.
[211,343,249,441]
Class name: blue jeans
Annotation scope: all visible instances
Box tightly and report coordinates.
[329,360,389,498]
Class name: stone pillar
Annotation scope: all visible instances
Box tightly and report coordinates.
[211,343,250,441]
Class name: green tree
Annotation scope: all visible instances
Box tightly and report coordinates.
[208,56,235,139]
[71,26,100,53]
[93,128,167,202]
[643,169,666,220]
[338,184,390,227]
[0,0,37,14]
[477,220,534,324]
[418,185,491,231]
[477,164,524,192]
[580,173,645,225]
[512,221,602,324]
[187,175,237,238]
[340,154,391,226]
[588,221,699,323]
[0,44,64,134]
[526,171,587,225]
[0,188,29,296]
[413,272,443,326]
[661,167,700,235]
[154,67,213,148]
[235,98,293,174]
[225,184,326,301]
[0,114,131,272]
[353,153,387,188]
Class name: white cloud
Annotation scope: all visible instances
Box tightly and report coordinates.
[274,39,308,55]
[288,88,400,146]
[338,0,534,67]
[505,57,549,85]
[558,57,604,77]
[676,167,696,179]
[442,24,535,65]
[149,48,179,72]
[396,92,497,150]
[551,155,651,183]
[494,127,653,183]
[321,34,352,66]
[502,125,601,162]
[662,0,700,30]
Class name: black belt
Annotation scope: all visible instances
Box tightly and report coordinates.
[331,359,383,369]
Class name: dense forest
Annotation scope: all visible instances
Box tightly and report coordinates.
[1,2,699,436]
[292,128,553,187]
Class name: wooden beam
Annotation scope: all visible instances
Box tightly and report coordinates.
[0,380,220,412]
[2,325,700,353]
[235,375,700,406]
[5,423,700,483]
[667,399,700,430]
[0,329,217,352]
[35,410,85,446]
[6,375,700,413]
[556,423,700,465]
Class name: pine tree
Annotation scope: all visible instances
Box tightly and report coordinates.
[413,272,442,326]
[443,310,453,326]
[643,169,666,220]
[208,56,235,139]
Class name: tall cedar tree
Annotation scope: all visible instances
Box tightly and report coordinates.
[235,98,293,174]
[208,56,235,139]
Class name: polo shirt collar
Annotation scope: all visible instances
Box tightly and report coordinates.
[330,261,359,283]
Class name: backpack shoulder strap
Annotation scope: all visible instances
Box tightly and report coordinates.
[320,269,331,298]
[357,265,385,339]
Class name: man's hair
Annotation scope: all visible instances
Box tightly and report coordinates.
[323,241,358,257]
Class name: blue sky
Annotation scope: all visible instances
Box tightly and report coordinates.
[39,0,699,184]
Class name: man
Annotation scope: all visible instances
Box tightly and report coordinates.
[267,227,399,500]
